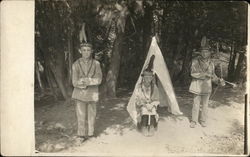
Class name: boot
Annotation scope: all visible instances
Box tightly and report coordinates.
[141,126,148,136]
[190,121,196,128]
[200,121,207,127]
[148,125,155,136]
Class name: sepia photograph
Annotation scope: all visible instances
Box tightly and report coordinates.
[31,0,248,155]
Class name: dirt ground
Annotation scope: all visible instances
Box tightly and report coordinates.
[35,85,245,155]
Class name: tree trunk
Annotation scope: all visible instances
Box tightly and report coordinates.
[68,33,73,85]
[171,34,184,80]
[228,42,234,70]
[117,37,129,88]
[105,33,123,98]
[174,27,196,85]
[35,61,44,92]
[66,33,74,96]
[142,3,154,54]
[45,65,58,100]
[38,37,59,100]
[49,48,70,100]
[234,52,245,82]
[179,44,193,85]
[227,44,237,81]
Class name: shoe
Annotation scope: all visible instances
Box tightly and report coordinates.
[200,121,207,127]
[148,126,155,137]
[190,121,196,128]
[74,136,87,146]
[88,135,95,139]
[141,126,148,137]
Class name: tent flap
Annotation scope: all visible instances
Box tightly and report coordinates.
[127,37,183,124]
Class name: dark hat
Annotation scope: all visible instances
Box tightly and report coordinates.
[141,55,155,77]
[80,42,93,48]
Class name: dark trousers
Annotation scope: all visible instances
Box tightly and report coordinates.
[138,115,158,136]
[140,115,157,128]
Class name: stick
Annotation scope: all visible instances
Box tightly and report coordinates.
[224,80,237,87]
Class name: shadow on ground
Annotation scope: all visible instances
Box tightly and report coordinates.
[95,96,135,137]
[209,85,245,108]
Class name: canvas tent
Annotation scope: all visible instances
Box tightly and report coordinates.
[127,37,183,124]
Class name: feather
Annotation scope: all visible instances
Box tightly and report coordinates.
[201,36,206,48]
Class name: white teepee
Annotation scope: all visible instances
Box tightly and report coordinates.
[127,37,183,124]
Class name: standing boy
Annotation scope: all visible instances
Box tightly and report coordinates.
[189,41,225,128]
[72,43,102,141]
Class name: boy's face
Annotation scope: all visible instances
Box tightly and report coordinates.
[201,49,211,59]
[79,46,92,59]
[143,75,153,87]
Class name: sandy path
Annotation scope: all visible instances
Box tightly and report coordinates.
[62,89,244,155]
[36,87,245,155]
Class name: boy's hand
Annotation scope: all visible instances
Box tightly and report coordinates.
[77,78,84,85]
[219,78,226,86]
[151,101,160,107]
[77,79,87,89]
[205,73,212,78]
[146,103,154,111]
[80,78,90,86]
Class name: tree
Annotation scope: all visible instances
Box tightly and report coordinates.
[35,0,247,100]
[36,0,72,100]
[36,0,130,99]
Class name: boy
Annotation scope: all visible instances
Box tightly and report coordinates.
[72,43,102,141]
[135,69,160,136]
[189,43,225,128]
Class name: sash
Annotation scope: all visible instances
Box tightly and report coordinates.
[78,59,96,78]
